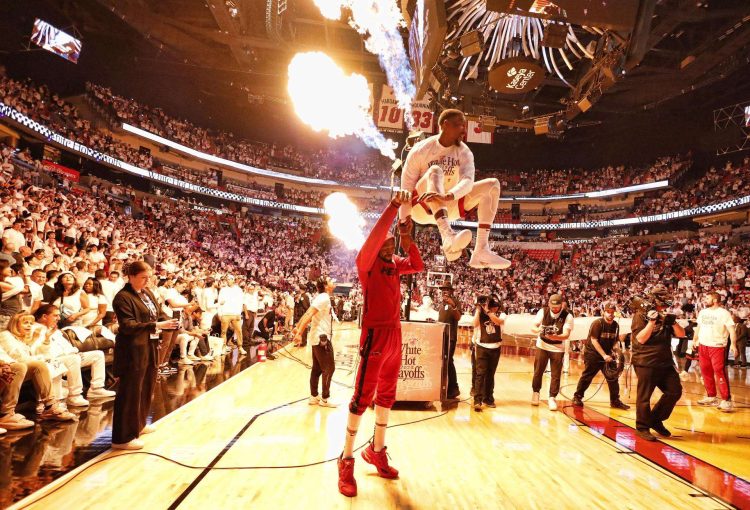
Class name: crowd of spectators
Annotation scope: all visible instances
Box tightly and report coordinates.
[87,83,391,185]
[634,157,750,216]
[491,155,690,196]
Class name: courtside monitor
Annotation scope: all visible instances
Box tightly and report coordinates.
[30,19,82,64]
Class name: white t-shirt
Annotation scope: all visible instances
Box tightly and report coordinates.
[696,306,734,347]
[309,292,332,347]
[219,286,244,316]
[399,135,475,220]
[534,308,574,353]
[244,291,259,313]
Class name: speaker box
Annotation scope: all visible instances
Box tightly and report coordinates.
[275,182,285,198]
[511,203,521,220]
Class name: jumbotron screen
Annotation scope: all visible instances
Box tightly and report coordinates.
[30,18,82,64]
[408,0,447,99]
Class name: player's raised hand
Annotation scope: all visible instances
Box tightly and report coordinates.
[390,190,411,206]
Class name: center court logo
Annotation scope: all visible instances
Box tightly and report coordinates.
[507,67,517,77]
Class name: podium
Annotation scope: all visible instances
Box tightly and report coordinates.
[395,321,447,404]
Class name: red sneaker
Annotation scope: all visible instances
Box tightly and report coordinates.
[338,455,357,497]
[361,443,399,479]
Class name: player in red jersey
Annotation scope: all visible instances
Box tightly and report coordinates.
[337,190,424,498]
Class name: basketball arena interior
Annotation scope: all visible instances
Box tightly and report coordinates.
[0,0,749,508]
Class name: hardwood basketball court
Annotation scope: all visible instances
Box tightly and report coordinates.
[10,324,749,510]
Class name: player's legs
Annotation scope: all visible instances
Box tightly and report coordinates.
[412,165,471,258]
[462,178,511,269]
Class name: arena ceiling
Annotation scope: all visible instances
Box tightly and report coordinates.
[0,0,749,160]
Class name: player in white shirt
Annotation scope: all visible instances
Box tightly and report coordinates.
[530,294,574,411]
[693,292,737,412]
[292,277,337,407]
[399,109,511,269]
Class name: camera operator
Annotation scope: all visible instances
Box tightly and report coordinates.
[437,284,461,400]
[472,296,505,411]
[572,301,629,410]
[293,277,336,407]
[531,294,573,411]
[630,285,684,441]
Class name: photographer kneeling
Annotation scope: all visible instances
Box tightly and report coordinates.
[630,285,684,441]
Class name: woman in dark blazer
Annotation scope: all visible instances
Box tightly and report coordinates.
[112,261,178,450]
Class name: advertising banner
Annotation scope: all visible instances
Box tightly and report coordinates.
[42,160,80,182]
[396,321,446,402]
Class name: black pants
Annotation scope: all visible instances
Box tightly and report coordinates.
[310,343,335,399]
[634,365,682,431]
[473,345,501,405]
[737,338,748,365]
[574,356,621,403]
[532,349,563,397]
[447,334,459,397]
[470,344,476,394]
[113,342,157,444]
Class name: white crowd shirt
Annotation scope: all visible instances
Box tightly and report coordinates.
[696,306,735,347]
[219,285,244,316]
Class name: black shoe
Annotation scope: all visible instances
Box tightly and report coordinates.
[610,401,630,410]
[636,429,657,442]
[572,396,584,407]
[473,402,482,412]
[484,401,496,408]
[651,422,671,437]
[446,390,460,400]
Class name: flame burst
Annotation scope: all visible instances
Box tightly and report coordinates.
[288,52,396,160]
[312,0,415,124]
[324,192,365,251]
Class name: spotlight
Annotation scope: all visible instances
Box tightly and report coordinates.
[576,97,592,112]
[542,22,568,49]
[459,30,484,57]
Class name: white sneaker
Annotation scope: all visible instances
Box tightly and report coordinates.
[178,357,194,365]
[469,246,512,270]
[679,371,689,381]
[188,355,201,361]
[239,347,247,355]
[718,400,734,413]
[112,438,144,450]
[531,392,540,406]
[0,428,6,434]
[141,424,156,434]
[201,354,214,361]
[548,397,558,411]
[441,229,472,258]
[67,395,90,407]
[87,387,116,399]
[696,396,719,406]
[309,396,320,406]
[0,413,34,430]
[319,399,338,408]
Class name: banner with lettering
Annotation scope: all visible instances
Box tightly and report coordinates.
[466,120,493,144]
[42,160,80,182]
[409,94,436,134]
[376,84,404,132]
[376,85,436,134]
[396,321,446,402]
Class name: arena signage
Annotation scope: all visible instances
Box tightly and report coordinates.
[488,57,546,95]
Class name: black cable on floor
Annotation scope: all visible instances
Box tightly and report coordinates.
[15,386,471,509]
